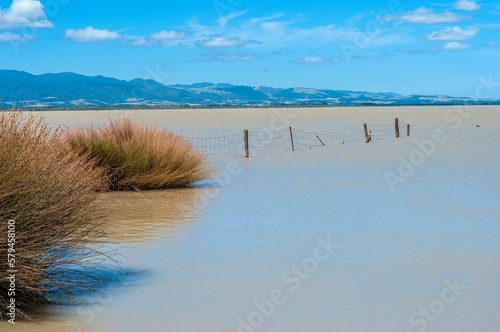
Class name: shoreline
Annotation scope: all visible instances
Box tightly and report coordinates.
[18,105,498,136]
[2,103,500,112]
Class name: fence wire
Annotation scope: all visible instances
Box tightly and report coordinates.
[186,122,412,160]
[293,125,367,150]
[248,128,290,157]
[185,132,244,160]
[367,123,396,141]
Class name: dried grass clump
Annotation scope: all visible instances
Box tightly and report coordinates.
[0,111,108,320]
[65,118,213,191]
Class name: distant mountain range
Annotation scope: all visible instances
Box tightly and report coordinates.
[1,70,499,108]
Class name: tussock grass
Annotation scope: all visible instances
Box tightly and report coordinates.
[0,111,108,320]
[65,118,213,191]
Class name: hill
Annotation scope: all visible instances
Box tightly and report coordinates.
[1,70,498,108]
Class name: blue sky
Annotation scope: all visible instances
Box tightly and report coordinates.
[0,0,499,97]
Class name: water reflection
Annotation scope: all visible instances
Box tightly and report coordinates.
[99,188,203,244]
[1,188,203,332]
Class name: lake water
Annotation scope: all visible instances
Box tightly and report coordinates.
[5,106,499,332]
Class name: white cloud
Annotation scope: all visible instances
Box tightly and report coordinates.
[149,30,186,41]
[247,13,285,27]
[398,47,440,55]
[383,7,462,24]
[198,36,247,48]
[196,51,255,61]
[172,13,410,50]
[218,11,246,28]
[443,41,470,50]
[0,32,24,41]
[479,23,500,28]
[296,56,341,64]
[454,0,481,11]
[131,37,151,46]
[65,26,121,42]
[187,16,348,49]
[427,26,479,41]
[242,21,351,47]
[297,56,325,64]
[352,54,381,59]
[0,0,53,28]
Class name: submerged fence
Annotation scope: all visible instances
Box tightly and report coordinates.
[186,118,412,160]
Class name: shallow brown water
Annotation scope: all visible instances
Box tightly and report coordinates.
[100,189,203,244]
[5,106,499,332]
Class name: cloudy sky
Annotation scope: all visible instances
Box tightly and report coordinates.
[0,0,499,97]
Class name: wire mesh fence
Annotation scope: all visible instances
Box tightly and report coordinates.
[185,133,245,159]
[367,123,397,141]
[186,119,414,160]
[248,127,291,157]
[292,125,367,150]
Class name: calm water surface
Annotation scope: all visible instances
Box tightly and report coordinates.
[6,107,499,332]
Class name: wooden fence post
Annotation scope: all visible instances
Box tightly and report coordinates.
[244,130,249,158]
[289,127,295,151]
[363,123,371,143]
[407,124,410,137]
[395,118,400,138]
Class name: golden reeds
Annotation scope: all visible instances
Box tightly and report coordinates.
[0,111,108,319]
[65,118,213,191]
[0,113,212,320]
